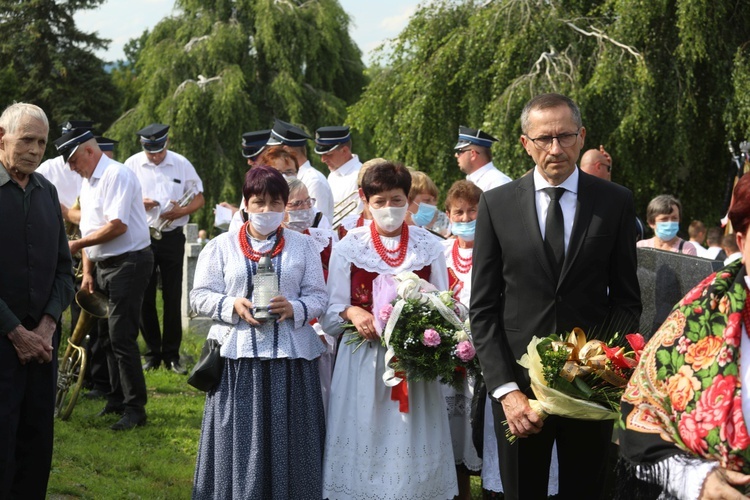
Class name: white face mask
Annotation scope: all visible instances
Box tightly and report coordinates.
[248,211,284,236]
[370,205,408,233]
[285,207,316,232]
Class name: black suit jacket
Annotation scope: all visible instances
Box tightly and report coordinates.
[470,169,642,392]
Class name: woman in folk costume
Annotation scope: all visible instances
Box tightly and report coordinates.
[283,176,338,416]
[440,180,483,498]
[335,157,384,239]
[618,174,750,499]
[190,166,327,499]
[321,161,458,499]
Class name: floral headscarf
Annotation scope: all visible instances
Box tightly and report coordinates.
[619,258,749,494]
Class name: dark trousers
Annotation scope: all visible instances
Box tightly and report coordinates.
[141,228,185,365]
[85,322,111,392]
[0,322,58,499]
[96,248,153,412]
[491,395,613,500]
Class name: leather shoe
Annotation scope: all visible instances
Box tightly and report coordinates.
[142,359,161,371]
[110,411,147,431]
[84,388,107,400]
[169,360,187,375]
[97,404,125,417]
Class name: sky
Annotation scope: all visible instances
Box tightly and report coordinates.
[73,0,424,65]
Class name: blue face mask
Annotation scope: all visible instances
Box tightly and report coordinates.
[655,221,679,241]
[451,220,476,241]
[411,203,438,227]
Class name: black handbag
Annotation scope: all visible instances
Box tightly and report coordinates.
[187,339,224,392]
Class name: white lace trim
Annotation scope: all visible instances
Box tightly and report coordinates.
[335,225,444,274]
[305,227,334,253]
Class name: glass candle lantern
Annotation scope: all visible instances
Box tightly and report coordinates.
[252,254,279,323]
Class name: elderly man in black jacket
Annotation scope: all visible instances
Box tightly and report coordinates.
[0,103,74,498]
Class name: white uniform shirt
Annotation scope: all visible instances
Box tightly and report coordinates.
[466,161,512,192]
[124,150,204,231]
[80,155,151,261]
[36,155,82,208]
[298,160,334,223]
[327,154,361,206]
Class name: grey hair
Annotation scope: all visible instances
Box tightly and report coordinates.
[646,194,682,225]
[0,103,49,135]
[286,177,307,196]
[520,93,582,134]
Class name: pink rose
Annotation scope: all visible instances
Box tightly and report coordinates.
[696,374,737,428]
[721,396,750,451]
[379,304,394,323]
[724,313,742,347]
[680,273,714,305]
[422,328,441,347]
[456,340,476,362]
[678,411,709,455]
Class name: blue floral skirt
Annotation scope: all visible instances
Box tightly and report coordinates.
[192,357,325,499]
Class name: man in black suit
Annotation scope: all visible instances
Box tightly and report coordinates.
[470,93,641,500]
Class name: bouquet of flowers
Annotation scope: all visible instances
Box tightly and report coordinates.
[346,272,479,392]
[505,327,645,442]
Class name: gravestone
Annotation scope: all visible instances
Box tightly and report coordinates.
[637,248,723,338]
[182,223,212,335]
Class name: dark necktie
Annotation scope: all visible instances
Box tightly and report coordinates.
[543,187,565,280]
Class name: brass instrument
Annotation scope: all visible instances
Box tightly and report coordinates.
[331,190,360,229]
[150,183,198,240]
[65,197,84,281]
[55,290,109,420]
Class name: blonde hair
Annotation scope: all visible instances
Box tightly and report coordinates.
[408,170,439,202]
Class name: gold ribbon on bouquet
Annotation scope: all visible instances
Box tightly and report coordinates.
[550,328,628,387]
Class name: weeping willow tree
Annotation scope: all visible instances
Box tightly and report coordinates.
[351,0,750,226]
[108,0,367,232]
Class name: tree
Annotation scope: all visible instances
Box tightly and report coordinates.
[350,0,750,227]
[107,0,368,232]
[0,0,120,145]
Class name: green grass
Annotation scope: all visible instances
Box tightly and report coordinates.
[49,296,489,498]
[49,330,205,499]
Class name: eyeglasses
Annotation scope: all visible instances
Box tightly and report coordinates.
[286,197,315,209]
[455,148,473,156]
[600,162,612,173]
[525,130,580,151]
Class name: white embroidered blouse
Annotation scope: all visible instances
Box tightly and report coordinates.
[190,226,327,360]
[321,225,448,337]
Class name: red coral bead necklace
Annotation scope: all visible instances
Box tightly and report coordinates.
[239,222,285,262]
[370,221,409,267]
[452,239,473,274]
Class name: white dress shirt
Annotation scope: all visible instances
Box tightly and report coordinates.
[124,150,203,230]
[491,167,580,400]
[36,155,82,208]
[298,160,334,223]
[704,246,724,260]
[79,155,151,261]
[327,154,361,206]
[466,161,512,192]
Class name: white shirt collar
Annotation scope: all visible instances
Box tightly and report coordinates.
[533,165,579,194]
[466,162,495,183]
[331,154,360,177]
[90,154,113,181]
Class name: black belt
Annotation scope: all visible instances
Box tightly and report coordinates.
[98,247,151,268]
